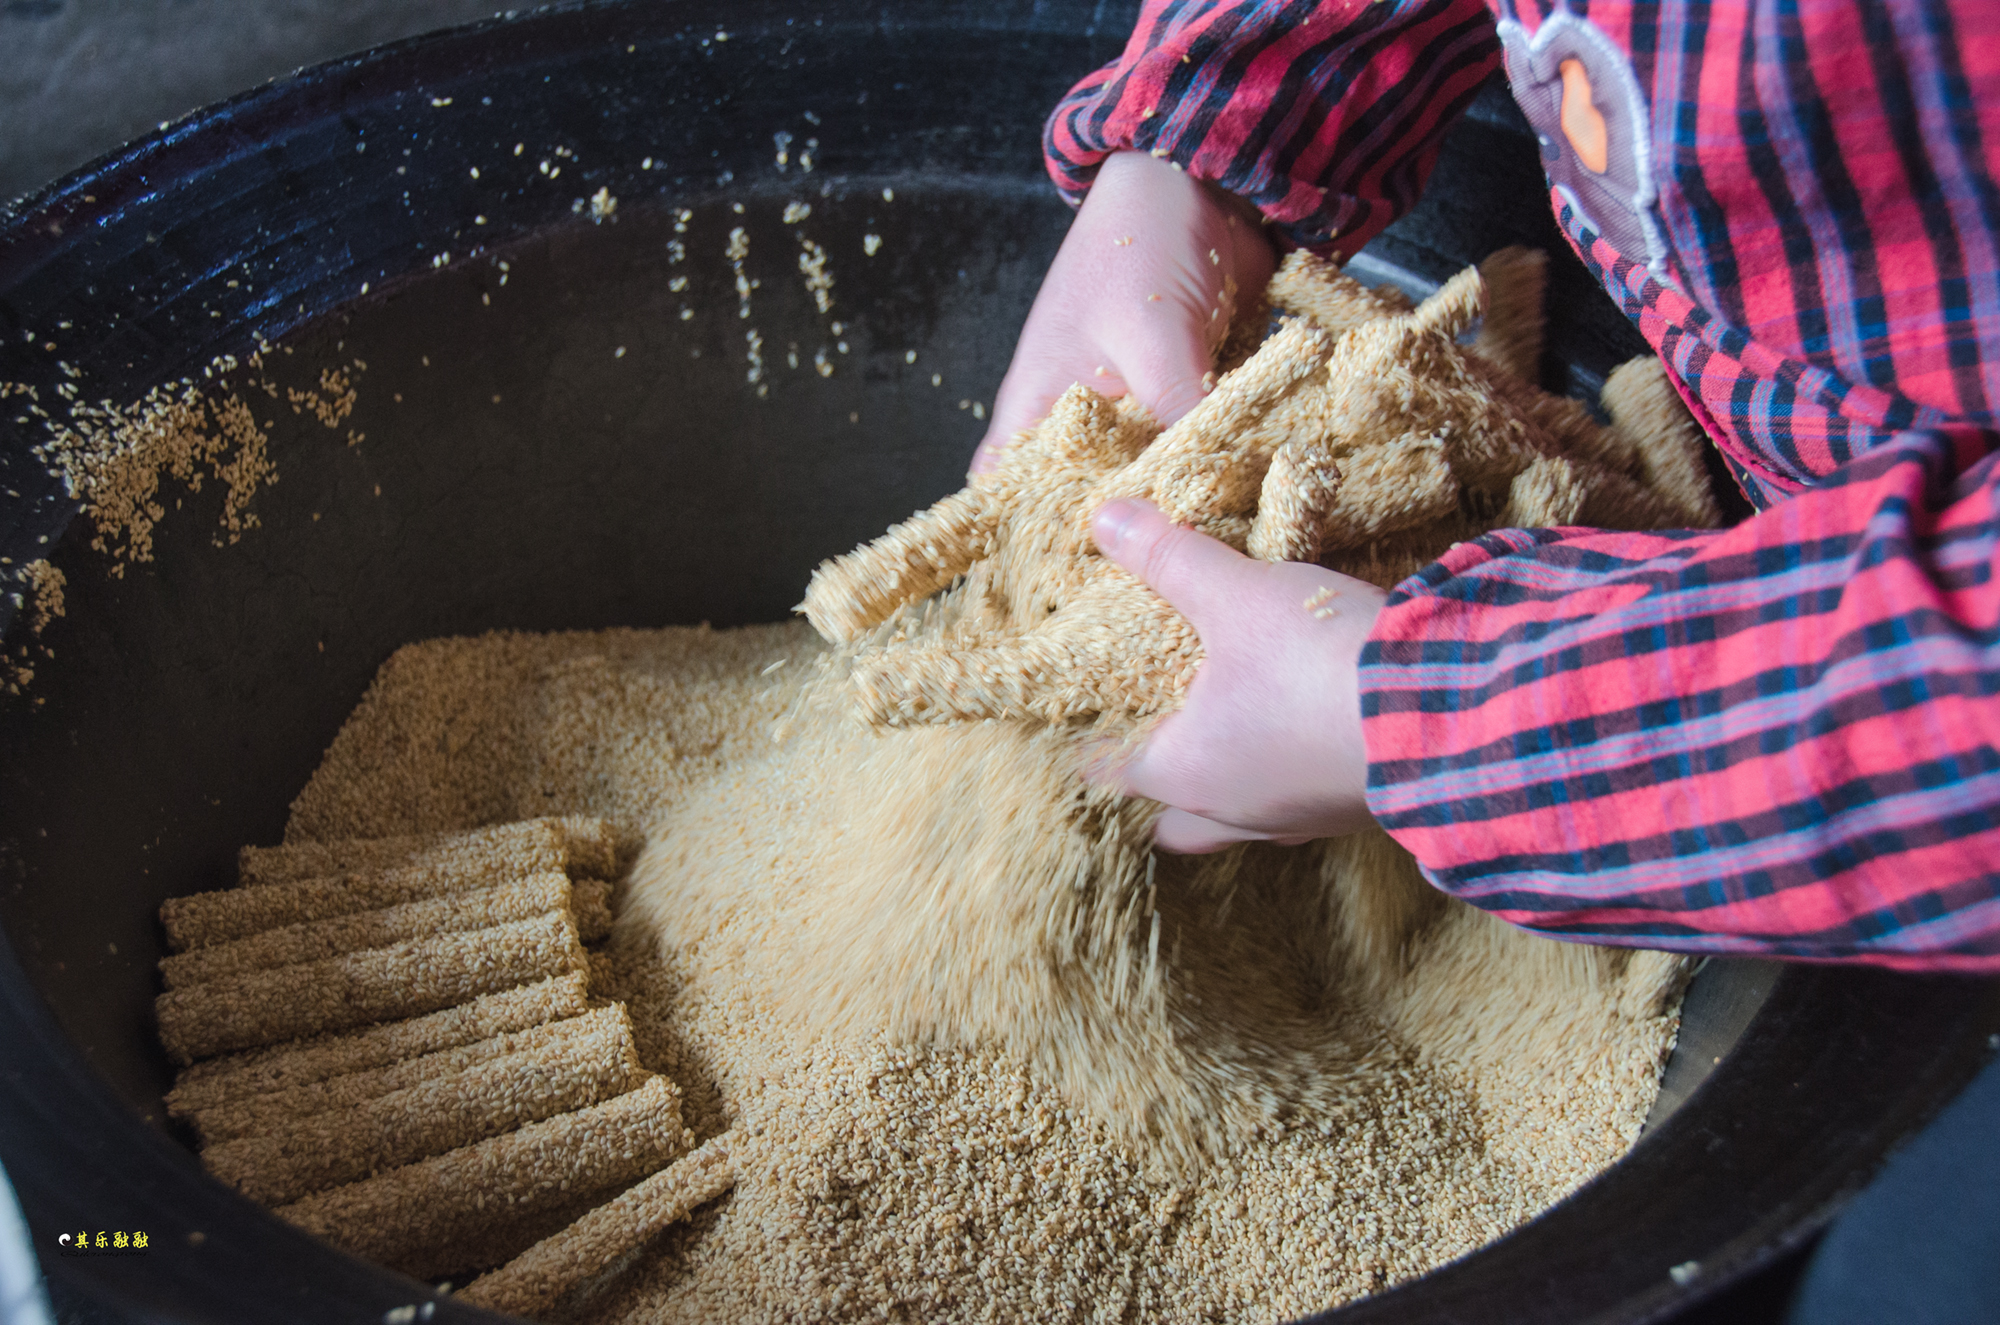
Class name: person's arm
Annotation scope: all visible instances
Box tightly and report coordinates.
[973,0,1501,471]
[1046,0,1502,254]
[1096,425,2000,973]
[1358,426,2000,971]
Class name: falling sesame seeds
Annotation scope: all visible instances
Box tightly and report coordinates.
[795,239,835,315]
[727,228,754,319]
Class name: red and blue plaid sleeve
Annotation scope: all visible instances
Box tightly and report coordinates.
[1058,0,2000,967]
[1043,0,1502,254]
[1359,427,2000,973]
[1353,0,2000,970]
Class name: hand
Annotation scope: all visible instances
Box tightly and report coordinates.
[971,151,1277,474]
[1090,498,1386,853]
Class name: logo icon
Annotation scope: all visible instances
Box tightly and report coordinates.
[57,1230,150,1255]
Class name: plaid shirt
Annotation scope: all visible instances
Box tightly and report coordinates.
[1047,0,2000,970]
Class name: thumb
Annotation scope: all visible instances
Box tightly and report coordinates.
[1092,498,1252,632]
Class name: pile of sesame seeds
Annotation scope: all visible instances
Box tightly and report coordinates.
[277,623,1683,1322]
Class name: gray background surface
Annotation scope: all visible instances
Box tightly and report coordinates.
[1,0,519,205]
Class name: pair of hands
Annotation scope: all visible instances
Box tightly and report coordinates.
[974,152,1385,852]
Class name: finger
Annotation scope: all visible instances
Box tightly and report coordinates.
[1079,708,1200,811]
[1077,714,1205,807]
[1153,808,1276,855]
[971,377,1054,476]
[968,427,1014,477]
[1075,730,1132,792]
[972,352,1133,475]
[1084,729,1256,848]
[1116,328,1213,428]
[1091,498,1257,633]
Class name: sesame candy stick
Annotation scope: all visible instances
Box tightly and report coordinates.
[275,1074,689,1279]
[183,1003,630,1143]
[458,1132,737,1319]
[167,973,592,1112]
[155,912,586,1063]
[237,816,614,888]
[202,1010,646,1205]
[160,874,576,990]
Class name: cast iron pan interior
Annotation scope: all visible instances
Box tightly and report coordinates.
[0,3,1995,1321]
